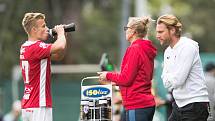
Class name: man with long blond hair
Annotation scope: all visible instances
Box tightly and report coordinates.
[20,12,68,121]
[156,14,209,121]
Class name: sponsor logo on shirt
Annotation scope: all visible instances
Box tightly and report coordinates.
[23,86,33,100]
[39,43,49,49]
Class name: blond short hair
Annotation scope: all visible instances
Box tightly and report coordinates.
[22,12,45,34]
[128,17,153,38]
[157,14,182,37]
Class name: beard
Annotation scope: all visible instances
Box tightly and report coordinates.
[163,38,170,46]
[160,36,171,49]
[162,30,172,46]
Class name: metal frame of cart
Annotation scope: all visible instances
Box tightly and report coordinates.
[80,76,113,121]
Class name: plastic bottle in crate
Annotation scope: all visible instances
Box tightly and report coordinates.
[99,98,109,121]
[88,99,95,120]
[106,97,112,120]
[95,99,100,120]
[80,99,89,121]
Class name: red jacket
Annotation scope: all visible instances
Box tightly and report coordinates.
[106,39,157,110]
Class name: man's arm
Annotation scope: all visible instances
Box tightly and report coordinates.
[51,51,65,61]
[162,45,197,89]
[50,25,67,61]
[161,63,173,91]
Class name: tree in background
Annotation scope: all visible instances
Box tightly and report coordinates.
[0,0,215,80]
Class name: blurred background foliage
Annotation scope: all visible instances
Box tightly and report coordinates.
[0,0,215,80]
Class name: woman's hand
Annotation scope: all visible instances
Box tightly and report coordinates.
[97,71,108,81]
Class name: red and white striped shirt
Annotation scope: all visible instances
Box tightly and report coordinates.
[20,40,52,108]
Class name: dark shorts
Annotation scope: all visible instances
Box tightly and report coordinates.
[121,106,155,121]
[168,102,209,121]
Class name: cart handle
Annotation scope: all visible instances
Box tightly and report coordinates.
[81,76,99,87]
[81,76,112,87]
[82,76,99,81]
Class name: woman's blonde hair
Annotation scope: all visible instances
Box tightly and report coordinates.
[22,12,45,34]
[157,14,182,37]
[128,17,153,38]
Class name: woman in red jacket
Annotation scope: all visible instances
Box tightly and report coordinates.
[98,17,157,121]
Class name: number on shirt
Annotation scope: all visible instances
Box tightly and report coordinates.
[22,61,29,84]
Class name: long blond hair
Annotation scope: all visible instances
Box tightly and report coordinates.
[157,14,182,37]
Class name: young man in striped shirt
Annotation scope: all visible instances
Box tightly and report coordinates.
[20,12,67,121]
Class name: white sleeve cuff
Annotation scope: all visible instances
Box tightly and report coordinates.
[164,79,173,90]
